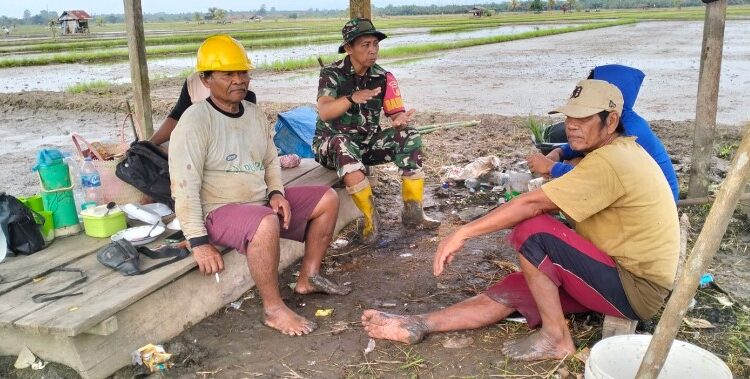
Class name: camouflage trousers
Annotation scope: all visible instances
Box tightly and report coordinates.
[313,127,423,178]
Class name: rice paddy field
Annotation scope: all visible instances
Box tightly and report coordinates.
[1,6,749,70]
[0,6,749,378]
[0,6,747,93]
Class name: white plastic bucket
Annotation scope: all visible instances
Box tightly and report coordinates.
[585,334,732,379]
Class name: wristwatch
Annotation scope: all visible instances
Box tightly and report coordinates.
[345,94,355,104]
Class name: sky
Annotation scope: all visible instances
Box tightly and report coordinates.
[0,1,483,18]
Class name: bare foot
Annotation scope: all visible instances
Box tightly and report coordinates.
[501,329,575,361]
[361,309,429,344]
[295,274,351,296]
[264,305,318,336]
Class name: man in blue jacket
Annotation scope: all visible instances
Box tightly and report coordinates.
[528,64,679,201]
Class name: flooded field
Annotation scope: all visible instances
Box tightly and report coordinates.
[0,23,580,92]
[258,20,750,126]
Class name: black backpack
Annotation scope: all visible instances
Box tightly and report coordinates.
[116,141,174,210]
[0,193,45,256]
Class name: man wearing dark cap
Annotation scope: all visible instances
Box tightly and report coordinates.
[361,79,679,361]
[314,18,439,245]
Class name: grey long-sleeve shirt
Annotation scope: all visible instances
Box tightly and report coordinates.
[168,99,283,240]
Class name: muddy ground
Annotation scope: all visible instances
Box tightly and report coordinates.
[1,20,750,379]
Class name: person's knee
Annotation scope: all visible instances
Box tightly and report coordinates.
[322,188,339,210]
[256,213,281,237]
[510,214,557,243]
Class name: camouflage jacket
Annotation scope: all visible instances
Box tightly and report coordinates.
[316,56,388,144]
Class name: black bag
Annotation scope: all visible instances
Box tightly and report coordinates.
[115,141,174,209]
[0,192,45,256]
[97,239,189,276]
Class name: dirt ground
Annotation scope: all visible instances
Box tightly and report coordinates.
[1,20,749,379]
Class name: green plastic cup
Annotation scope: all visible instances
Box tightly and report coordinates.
[38,210,55,243]
[25,194,44,213]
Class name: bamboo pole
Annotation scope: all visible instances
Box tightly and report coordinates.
[123,0,153,140]
[677,192,750,207]
[686,0,728,198]
[419,122,480,135]
[636,124,750,378]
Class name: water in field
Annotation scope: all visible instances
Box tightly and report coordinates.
[0,23,578,92]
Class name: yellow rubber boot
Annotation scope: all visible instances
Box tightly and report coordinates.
[348,179,379,244]
[401,177,440,229]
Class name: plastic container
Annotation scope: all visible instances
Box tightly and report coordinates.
[80,157,102,209]
[81,205,127,238]
[585,334,731,379]
[508,171,533,193]
[35,149,80,236]
[37,210,55,243]
[64,155,85,215]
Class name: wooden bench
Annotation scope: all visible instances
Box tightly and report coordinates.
[0,159,359,379]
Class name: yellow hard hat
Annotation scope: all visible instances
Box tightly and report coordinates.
[196,35,253,72]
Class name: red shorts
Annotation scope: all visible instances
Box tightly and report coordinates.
[204,186,330,253]
[485,214,638,328]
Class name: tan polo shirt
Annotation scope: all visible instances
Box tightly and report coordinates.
[541,137,679,319]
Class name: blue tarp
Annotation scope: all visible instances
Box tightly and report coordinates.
[273,106,317,158]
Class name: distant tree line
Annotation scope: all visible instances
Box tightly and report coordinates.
[2,0,749,27]
[374,0,746,14]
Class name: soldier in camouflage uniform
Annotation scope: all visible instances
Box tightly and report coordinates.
[315,18,439,244]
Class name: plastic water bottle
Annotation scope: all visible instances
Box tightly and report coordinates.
[64,155,85,216]
[80,157,102,210]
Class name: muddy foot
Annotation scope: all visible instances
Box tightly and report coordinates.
[361,309,428,344]
[295,274,351,296]
[501,330,575,361]
[264,305,318,336]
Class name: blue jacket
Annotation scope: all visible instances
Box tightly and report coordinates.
[549,65,679,201]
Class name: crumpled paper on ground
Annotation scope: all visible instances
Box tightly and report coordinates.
[441,155,502,182]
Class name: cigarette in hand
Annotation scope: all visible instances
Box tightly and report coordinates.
[215,273,220,283]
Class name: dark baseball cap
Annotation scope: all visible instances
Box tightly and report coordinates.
[339,18,387,53]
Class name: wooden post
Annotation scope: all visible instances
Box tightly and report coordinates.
[350,0,372,19]
[636,124,750,378]
[123,0,154,140]
[686,0,727,198]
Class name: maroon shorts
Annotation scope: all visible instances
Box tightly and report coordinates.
[485,214,638,328]
[204,186,330,253]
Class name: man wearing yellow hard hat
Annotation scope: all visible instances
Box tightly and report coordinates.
[314,18,440,245]
[149,42,257,147]
[169,35,350,336]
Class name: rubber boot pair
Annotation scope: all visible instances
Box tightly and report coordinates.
[401,176,440,229]
[349,176,440,244]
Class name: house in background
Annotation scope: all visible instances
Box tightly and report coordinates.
[469,6,489,17]
[58,10,92,34]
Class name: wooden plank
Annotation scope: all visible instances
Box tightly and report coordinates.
[12,251,197,336]
[350,0,372,19]
[124,0,154,139]
[286,165,339,186]
[686,0,727,198]
[280,158,320,183]
[0,235,110,295]
[83,316,118,336]
[0,188,361,378]
[0,254,112,327]
[9,165,341,336]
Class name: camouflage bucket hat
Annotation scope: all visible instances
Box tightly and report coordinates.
[339,18,387,53]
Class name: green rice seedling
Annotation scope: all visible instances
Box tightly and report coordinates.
[65,80,112,94]
[526,114,546,144]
